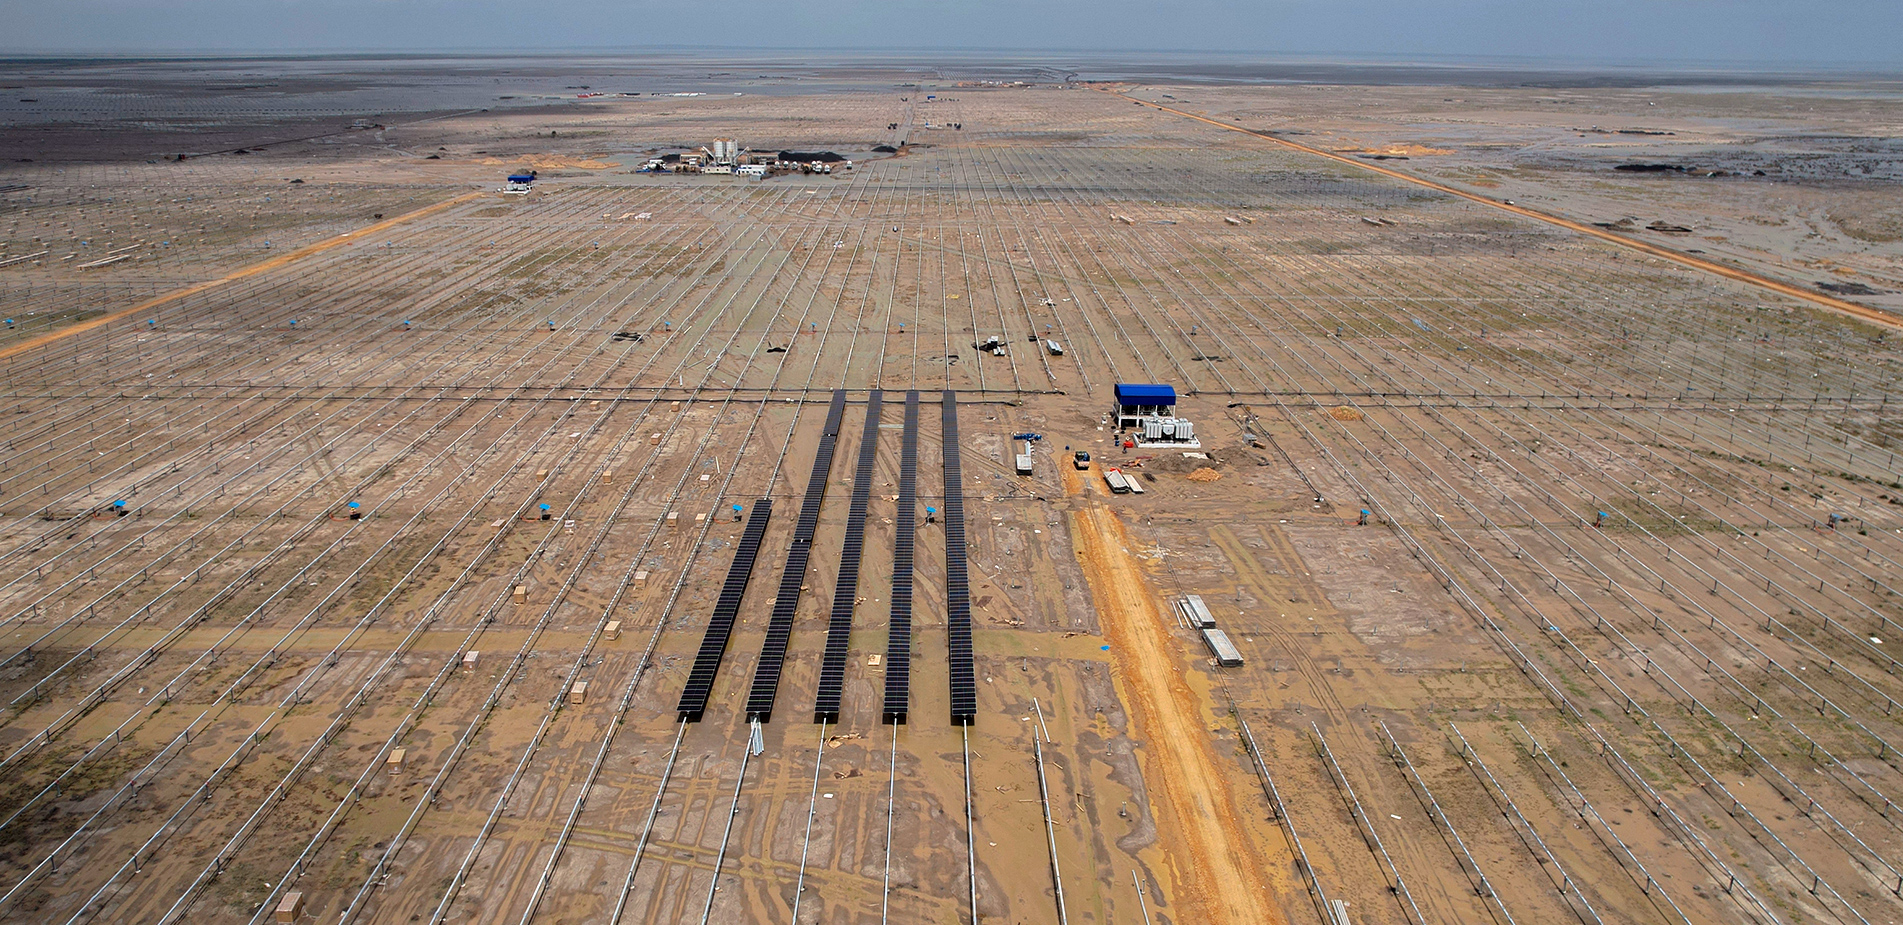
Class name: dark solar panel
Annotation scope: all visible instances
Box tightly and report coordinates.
[675,501,774,721]
[814,391,883,722]
[943,391,977,724]
[745,391,848,722]
[882,391,920,725]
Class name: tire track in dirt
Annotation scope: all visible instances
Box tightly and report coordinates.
[1061,465,1284,925]
[0,191,483,364]
[1207,524,1350,724]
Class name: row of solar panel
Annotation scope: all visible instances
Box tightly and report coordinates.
[675,500,774,720]
[745,391,849,722]
[881,391,921,724]
[677,392,977,726]
[813,390,883,722]
[942,391,978,724]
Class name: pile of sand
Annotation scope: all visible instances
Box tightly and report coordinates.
[1340,144,1453,157]
[459,155,616,170]
[1330,406,1364,421]
[1186,467,1222,482]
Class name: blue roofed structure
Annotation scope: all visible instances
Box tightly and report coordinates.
[1114,383,1176,407]
[1113,383,1198,446]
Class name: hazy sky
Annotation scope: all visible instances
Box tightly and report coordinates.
[7,0,1899,67]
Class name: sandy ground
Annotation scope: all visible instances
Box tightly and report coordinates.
[1062,460,1285,925]
[0,58,1898,925]
[1123,81,1903,315]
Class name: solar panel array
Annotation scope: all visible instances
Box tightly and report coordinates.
[882,391,921,724]
[745,391,847,722]
[813,391,882,722]
[942,391,977,724]
[675,500,774,721]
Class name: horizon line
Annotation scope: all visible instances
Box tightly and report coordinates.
[0,47,1900,75]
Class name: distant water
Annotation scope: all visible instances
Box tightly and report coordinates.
[0,51,1896,127]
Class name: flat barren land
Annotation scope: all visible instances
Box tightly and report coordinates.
[0,56,1901,925]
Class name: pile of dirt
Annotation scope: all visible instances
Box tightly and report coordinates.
[1330,406,1364,421]
[1134,450,1226,475]
[1344,144,1452,157]
[1818,281,1883,296]
[1186,467,1222,482]
[467,156,614,170]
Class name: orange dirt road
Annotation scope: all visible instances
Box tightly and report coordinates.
[1098,87,1903,332]
[1062,464,1284,925]
[0,191,484,364]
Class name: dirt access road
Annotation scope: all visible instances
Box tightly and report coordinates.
[1101,86,1903,332]
[0,191,482,364]
[1061,464,1285,925]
